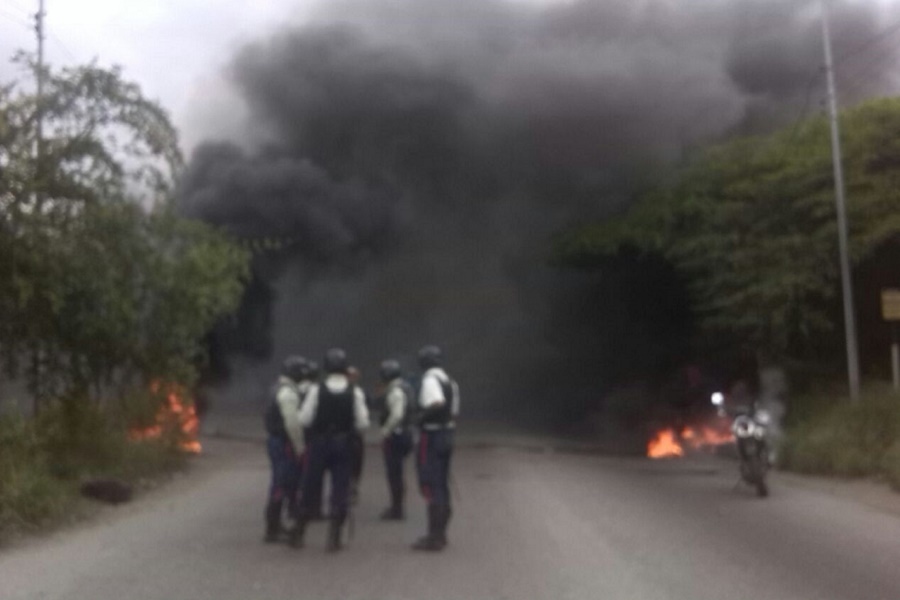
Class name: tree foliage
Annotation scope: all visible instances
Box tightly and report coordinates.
[557,97,900,361]
[0,55,248,408]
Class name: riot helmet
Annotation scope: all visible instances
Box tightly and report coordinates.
[324,348,349,374]
[380,359,402,382]
[307,360,321,381]
[418,345,442,370]
[282,355,309,383]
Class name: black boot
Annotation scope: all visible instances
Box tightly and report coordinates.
[264,502,282,543]
[287,517,307,549]
[326,514,346,553]
[435,505,451,547]
[411,505,444,551]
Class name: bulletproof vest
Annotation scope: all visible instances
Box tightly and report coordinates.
[264,384,288,438]
[310,383,355,436]
[420,377,454,427]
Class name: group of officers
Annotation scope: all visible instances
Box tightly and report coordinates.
[263,345,459,553]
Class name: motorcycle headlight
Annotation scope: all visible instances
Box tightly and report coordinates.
[755,409,772,425]
[732,415,754,438]
[711,392,725,407]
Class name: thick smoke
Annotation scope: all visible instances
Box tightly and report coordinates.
[179,0,900,427]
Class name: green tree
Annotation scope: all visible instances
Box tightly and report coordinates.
[0,54,248,411]
[557,97,900,363]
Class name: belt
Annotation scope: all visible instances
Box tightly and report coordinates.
[421,422,456,431]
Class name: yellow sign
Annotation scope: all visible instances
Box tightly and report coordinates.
[882,289,900,321]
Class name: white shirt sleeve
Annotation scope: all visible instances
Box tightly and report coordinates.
[381,385,406,436]
[419,372,445,408]
[354,387,370,431]
[298,384,319,428]
[277,385,304,450]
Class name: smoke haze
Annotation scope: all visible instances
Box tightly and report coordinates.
[178,0,900,425]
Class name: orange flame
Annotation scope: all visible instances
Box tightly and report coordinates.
[129,383,202,454]
[647,428,684,458]
[647,425,733,459]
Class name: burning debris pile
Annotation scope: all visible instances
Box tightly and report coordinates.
[129,383,202,454]
[647,425,733,459]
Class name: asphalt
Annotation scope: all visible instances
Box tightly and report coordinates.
[3,432,900,600]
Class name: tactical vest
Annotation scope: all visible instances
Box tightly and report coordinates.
[379,380,413,431]
[310,383,355,436]
[420,377,454,428]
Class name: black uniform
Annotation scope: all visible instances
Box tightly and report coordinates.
[290,372,368,552]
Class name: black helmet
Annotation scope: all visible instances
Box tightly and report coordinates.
[307,360,320,380]
[380,359,402,382]
[282,355,309,382]
[418,345,442,369]
[324,348,349,374]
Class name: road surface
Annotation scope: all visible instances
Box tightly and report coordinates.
[3,433,900,600]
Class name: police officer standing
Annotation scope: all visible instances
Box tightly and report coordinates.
[413,345,459,551]
[378,359,414,520]
[263,356,307,543]
[290,348,369,552]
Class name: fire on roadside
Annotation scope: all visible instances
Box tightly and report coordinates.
[647,425,733,459]
[129,382,202,454]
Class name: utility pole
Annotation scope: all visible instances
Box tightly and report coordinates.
[821,0,861,403]
[34,0,45,182]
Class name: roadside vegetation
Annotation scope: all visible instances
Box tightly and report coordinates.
[779,383,900,490]
[0,54,249,541]
[557,97,900,485]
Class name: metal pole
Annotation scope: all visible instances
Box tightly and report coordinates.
[34,0,45,203]
[821,0,861,403]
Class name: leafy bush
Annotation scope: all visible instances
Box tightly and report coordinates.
[0,401,186,542]
[780,388,900,481]
[0,415,73,539]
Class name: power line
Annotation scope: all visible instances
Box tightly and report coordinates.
[0,5,30,28]
[833,17,900,68]
[839,35,900,100]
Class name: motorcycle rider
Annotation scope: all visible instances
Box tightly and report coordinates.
[263,355,307,542]
[378,359,414,520]
[290,348,369,552]
[413,345,459,551]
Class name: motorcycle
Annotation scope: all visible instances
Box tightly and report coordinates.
[711,392,771,497]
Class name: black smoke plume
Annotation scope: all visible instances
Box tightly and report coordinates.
[178,0,900,428]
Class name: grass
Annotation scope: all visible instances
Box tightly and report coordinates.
[0,399,188,543]
[780,382,900,489]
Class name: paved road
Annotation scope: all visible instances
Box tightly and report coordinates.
[3,434,900,600]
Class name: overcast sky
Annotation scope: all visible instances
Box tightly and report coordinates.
[0,0,319,148]
[0,0,895,151]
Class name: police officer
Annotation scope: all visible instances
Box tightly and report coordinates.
[263,356,307,543]
[413,345,459,551]
[378,359,414,520]
[290,348,369,552]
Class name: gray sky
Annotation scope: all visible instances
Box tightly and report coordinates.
[0,0,317,148]
[0,0,896,152]
[0,0,562,149]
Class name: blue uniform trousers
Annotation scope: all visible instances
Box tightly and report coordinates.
[416,428,453,511]
[383,430,413,509]
[266,436,301,531]
[300,434,352,520]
